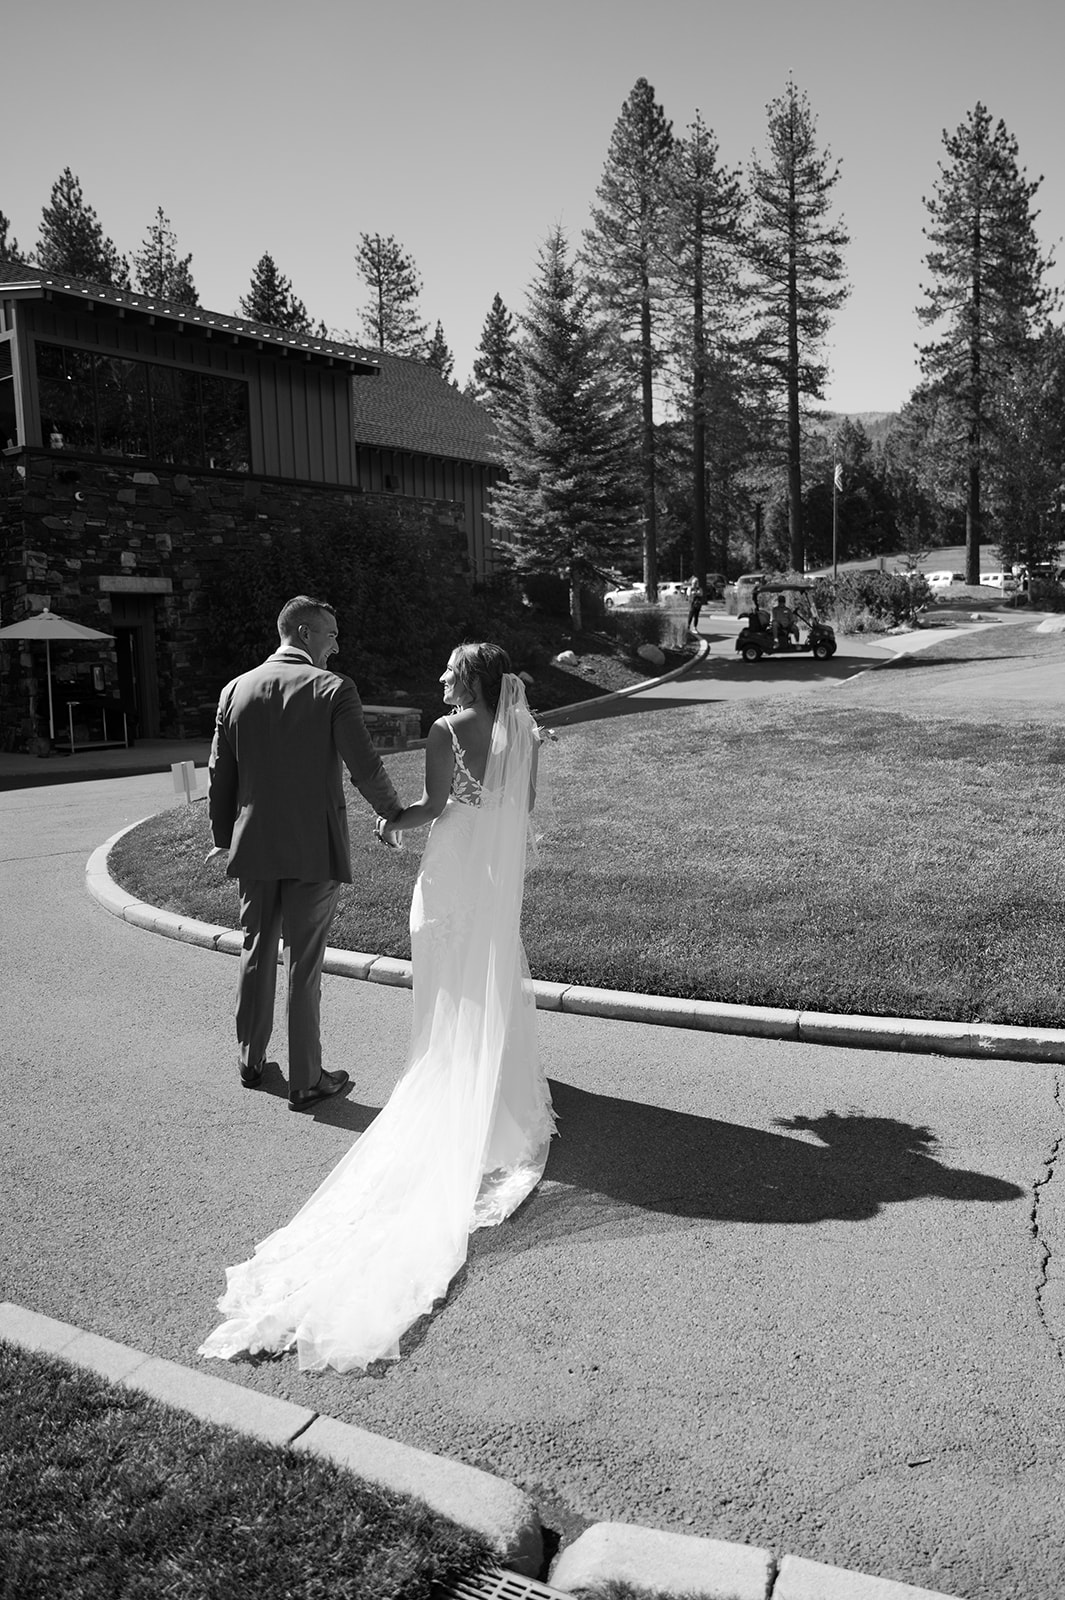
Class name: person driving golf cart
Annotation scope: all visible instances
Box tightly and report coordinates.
[770,595,799,645]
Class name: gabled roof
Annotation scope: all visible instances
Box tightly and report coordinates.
[0,259,379,374]
[351,350,494,466]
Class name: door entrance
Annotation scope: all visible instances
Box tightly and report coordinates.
[109,595,160,738]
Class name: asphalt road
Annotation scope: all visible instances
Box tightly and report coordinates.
[2,734,1064,1600]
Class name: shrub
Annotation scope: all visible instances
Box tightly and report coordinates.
[809,570,930,631]
[602,605,670,653]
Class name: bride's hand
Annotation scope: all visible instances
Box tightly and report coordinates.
[375,815,403,851]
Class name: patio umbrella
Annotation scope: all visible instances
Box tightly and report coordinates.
[0,609,115,741]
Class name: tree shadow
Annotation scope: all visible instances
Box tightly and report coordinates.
[473,1081,1023,1255]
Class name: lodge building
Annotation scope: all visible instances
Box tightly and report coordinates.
[0,261,498,746]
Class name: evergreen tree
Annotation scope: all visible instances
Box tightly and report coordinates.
[133,207,198,304]
[425,319,455,381]
[0,211,22,263]
[583,77,675,599]
[662,110,746,586]
[989,324,1065,572]
[747,81,849,572]
[469,292,519,413]
[917,103,1058,582]
[36,168,129,286]
[355,233,427,356]
[239,253,312,331]
[489,227,639,630]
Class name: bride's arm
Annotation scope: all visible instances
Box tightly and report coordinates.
[390,720,454,831]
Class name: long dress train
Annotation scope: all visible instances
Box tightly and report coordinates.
[198,674,554,1374]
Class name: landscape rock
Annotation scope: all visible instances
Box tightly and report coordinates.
[637,643,666,666]
[553,650,579,665]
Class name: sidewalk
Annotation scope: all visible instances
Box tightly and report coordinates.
[3,639,1063,1600]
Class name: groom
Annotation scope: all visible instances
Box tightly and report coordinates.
[208,594,403,1110]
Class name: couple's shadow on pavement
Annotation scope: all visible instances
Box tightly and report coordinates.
[476,1080,1023,1253]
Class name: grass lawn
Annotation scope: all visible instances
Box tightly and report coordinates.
[0,1342,489,1600]
[108,622,1065,1029]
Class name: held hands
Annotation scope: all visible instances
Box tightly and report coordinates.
[374,815,404,852]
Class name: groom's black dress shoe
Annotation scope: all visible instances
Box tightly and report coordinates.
[288,1068,350,1111]
[240,1058,265,1089]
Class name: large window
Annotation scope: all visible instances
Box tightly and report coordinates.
[35,342,250,471]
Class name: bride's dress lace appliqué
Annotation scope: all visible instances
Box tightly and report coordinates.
[198,685,554,1374]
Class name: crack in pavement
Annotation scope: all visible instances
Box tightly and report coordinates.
[1031,1072,1064,1360]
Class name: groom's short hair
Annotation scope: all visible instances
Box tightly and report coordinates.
[277,595,335,640]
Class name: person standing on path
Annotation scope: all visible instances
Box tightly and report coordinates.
[686,577,705,633]
[207,594,403,1110]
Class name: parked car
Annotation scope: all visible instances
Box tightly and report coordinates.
[703,572,728,599]
[925,570,956,590]
[604,583,648,608]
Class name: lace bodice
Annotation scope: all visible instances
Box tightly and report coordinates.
[448,721,483,806]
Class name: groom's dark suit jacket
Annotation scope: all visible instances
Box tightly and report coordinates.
[208,646,401,884]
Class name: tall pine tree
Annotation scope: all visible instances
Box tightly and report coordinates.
[469,292,518,413]
[663,110,746,586]
[239,253,312,331]
[583,78,675,599]
[489,227,638,630]
[917,103,1058,582]
[36,168,129,286]
[133,208,198,303]
[747,81,849,572]
[355,233,427,356]
[0,211,22,263]
[425,320,455,380]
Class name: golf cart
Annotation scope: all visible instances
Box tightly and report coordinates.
[734,583,837,663]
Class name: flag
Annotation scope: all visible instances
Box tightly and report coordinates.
[833,463,844,493]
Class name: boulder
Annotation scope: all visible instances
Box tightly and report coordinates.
[553,650,578,666]
[637,643,666,666]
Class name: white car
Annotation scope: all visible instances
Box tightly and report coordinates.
[604,584,648,608]
[925,571,956,590]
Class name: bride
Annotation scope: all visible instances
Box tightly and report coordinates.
[198,643,555,1374]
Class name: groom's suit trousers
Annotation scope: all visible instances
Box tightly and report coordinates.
[235,877,341,1093]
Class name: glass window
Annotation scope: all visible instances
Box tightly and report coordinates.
[34,342,249,472]
[149,363,201,465]
[97,355,150,459]
[200,372,250,472]
[36,343,98,452]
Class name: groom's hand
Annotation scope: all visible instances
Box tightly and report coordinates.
[374,816,403,851]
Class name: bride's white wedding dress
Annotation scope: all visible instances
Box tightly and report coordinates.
[198,674,554,1374]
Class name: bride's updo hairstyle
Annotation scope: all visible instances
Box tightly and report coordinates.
[451,642,512,713]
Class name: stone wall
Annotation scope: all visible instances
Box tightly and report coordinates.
[0,450,469,746]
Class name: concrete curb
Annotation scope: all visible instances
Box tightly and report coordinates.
[87,829,1065,1065]
[0,1303,964,1600]
[0,1301,542,1576]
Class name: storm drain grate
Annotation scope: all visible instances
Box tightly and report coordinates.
[432,1567,572,1600]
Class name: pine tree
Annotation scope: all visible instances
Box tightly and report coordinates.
[469,293,519,412]
[582,78,675,599]
[0,211,22,263]
[989,324,1065,572]
[36,168,130,286]
[355,233,427,356]
[239,253,312,332]
[489,227,639,630]
[917,103,1058,582]
[132,207,198,303]
[663,110,746,586]
[747,81,849,572]
[425,320,455,381]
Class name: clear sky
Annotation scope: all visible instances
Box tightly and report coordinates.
[4,0,1062,414]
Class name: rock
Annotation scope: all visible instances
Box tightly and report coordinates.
[553,650,578,666]
[518,670,535,685]
[637,643,666,666]
[1036,614,1065,632]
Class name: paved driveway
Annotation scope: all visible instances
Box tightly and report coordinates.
[3,768,1065,1600]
